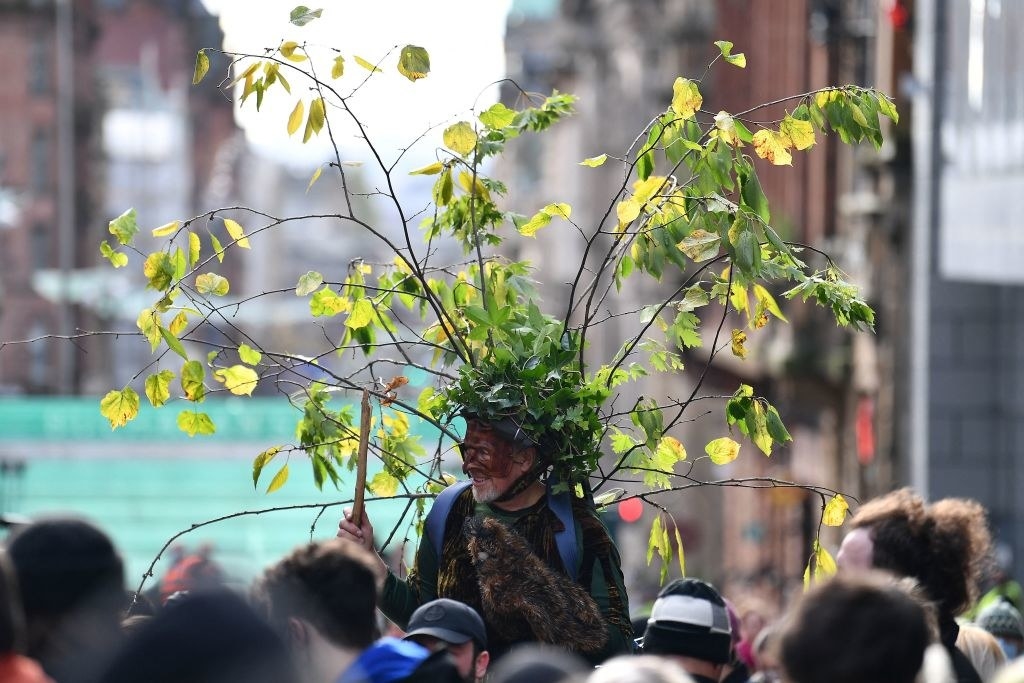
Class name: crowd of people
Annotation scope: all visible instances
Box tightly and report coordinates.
[4,415,1024,683]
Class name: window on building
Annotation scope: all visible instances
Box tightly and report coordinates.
[31,131,50,193]
[28,33,51,95]
[32,223,50,270]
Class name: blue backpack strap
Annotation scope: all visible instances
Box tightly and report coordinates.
[426,480,473,559]
[546,482,580,582]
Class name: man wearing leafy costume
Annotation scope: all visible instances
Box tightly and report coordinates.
[338,332,634,664]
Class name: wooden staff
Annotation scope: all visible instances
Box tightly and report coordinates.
[352,388,371,528]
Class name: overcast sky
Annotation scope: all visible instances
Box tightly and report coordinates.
[200,0,513,168]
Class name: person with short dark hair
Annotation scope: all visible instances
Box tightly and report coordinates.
[251,539,462,683]
[640,578,733,683]
[403,598,489,683]
[6,517,126,683]
[778,572,933,683]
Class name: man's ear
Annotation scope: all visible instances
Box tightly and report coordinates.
[512,446,536,472]
[474,649,490,680]
[287,616,309,646]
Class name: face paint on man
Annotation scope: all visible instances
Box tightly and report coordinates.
[459,422,520,503]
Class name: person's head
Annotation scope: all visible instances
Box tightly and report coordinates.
[6,517,126,660]
[956,624,1007,682]
[486,643,590,683]
[587,655,695,683]
[0,549,25,654]
[778,572,932,683]
[976,599,1024,660]
[459,418,540,503]
[251,539,381,656]
[403,598,489,683]
[642,578,733,677]
[98,590,296,683]
[843,488,991,617]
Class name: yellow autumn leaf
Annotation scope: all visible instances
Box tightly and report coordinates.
[671,77,702,120]
[192,49,209,85]
[345,298,374,330]
[752,129,793,166]
[410,161,444,176]
[287,100,304,136]
[354,55,382,73]
[656,436,687,461]
[616,198,641,226]
[780,115,815,150]
[331,55,345,79]
[188,231,200,267]
[397,45,430,82]
[804,541,838,587]
[151,220,180,237]
[144,370,174,408]
[168,311,188,335]
[195,273,230,296]
[443,121,476,156]
[705,437,741,465]
[822,494,850,527]
[369,471,399,497]
[815,89,839,108]
[306,166,323,193]
[214,364,259,396]
[714,111,740,146]
[223,218,250,249]
[266,463,289,493]
[730,328,748,358]
[579,154,608,167]
[100,387,140,429]
[280,41,307,62]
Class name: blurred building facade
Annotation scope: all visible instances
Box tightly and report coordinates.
[0,0,236,395]
[500,0,913,607]
[915,0,1024,574]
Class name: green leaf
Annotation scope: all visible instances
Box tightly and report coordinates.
[518,203,571,237]
[823,494,849,527]
[637,150,654,181]
[678,229,720,262]
[295,271,323,296]
[715,40,746,68]
[266,462,290,493]
[345,298,374,330]
[108,208,139,245]
[765,405,793,444]
[209,232,225,263]
[310,287,351,317]
[289,5,322,26]
[143,252,175,291]
[579,154,608,167]
[193,49,210,85]
[144,370,175,407]
[195,272,230,296]
[223,218,251,249]
[252,446,280,488]
[100,241,128,268]
[213,364,259,396]
[177,410,215,437]
[238,344,262,365]
[479,103,516,130]
[397,45,430,82]
[877,94,899,124]
[434,167,454,205]
[443,121,476,156]
[705,437,740,465]
[354,55,381,73]
[159,325,189,360]
[180,360,206,402]
[100,387,140,429]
